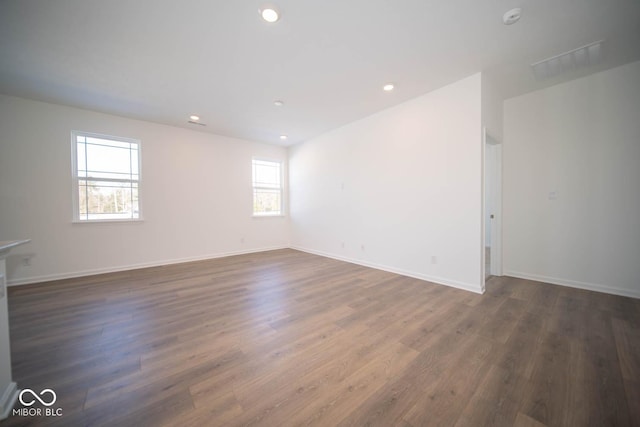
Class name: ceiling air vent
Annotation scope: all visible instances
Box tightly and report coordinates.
[531,40,604,80]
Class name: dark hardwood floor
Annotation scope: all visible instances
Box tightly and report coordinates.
[2,249,639,426]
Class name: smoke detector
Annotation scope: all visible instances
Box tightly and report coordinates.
[503,8,522,25]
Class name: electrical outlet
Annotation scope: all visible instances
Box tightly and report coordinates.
[240,237,245,244]
[431,256,438,265]
[361,244,365,251]
[22,257,31,267]
[341,242,345,249]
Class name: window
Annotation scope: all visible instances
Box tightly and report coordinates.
[72,131,141,222]
[252,159,282,216]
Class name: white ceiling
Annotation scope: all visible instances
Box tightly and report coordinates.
[1,0,639,146]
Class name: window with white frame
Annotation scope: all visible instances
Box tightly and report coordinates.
[252,159,282,216]
[72,131,141,221]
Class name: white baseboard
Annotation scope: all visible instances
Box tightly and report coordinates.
[7,246,289,287]
[0,381,18,420]
[7,243,487,295]
[11,246,634,300]
[504,270,640,299]
[291,245,483,294]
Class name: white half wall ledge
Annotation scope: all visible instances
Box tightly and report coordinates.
[291,246,484,295]
[504,270,640,300]
[6,246,289,287]
[0,381,18,420]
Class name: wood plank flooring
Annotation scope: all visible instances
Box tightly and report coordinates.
[2,249,639,426]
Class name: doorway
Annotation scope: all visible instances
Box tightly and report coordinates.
[484,131,502,283]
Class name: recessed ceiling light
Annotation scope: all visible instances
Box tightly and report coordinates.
[260,7,279,23]
[383,84,395,91]
[273,100,284,107]
[189,115,200,121]
[503,8,522,25]
[280,135,288,140]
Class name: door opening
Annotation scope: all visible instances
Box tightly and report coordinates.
[484,131,502,283]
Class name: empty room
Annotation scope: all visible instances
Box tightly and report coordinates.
[1,1,639,426]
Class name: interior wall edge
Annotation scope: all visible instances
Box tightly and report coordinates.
[504,270,640,299]
[291,245,484,295]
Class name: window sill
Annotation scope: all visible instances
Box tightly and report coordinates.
[72,218,144,224]
[252,214,286,218]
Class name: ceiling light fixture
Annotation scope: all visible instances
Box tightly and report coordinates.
[189,115,200,121]
[383,83,395,92]
[273,100,284,107]
[503,8,522,25]
[280,135,288,140]
[260,7,280,23]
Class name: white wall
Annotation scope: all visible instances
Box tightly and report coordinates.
[289,74,484,293]
[503,61,640,298]
[481,74,504,142]
[0,95,289,285]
